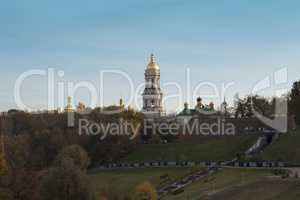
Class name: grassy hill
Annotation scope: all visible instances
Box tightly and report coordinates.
[253,130,300,165]
[163,168,300,200]
[205,179,300,200]
[89,167,300,200]
[87,132,300,199]
[124,134,259,162]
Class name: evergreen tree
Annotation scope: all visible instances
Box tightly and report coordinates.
[289,81,300,125]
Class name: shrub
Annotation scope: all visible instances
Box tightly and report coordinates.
[133,181,158,200]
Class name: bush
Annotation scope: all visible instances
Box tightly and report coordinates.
[133,181,158,200]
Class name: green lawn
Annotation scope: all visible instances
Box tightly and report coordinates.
[89,167,300,200]
[88,167,202,198]
[206,179,300,200]
[124,135,259,162]
[163,168,300,200]
[256,131,300,165]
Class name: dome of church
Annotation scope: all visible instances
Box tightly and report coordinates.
[147,54,159,70]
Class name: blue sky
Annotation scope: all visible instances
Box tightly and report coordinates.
[0,0,300,112]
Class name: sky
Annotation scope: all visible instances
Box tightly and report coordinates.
[0,0,300,113]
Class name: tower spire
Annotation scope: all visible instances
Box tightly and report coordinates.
[68,96,72,106]
[150,53,155,63]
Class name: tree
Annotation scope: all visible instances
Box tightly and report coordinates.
[5,135,30,169]
[133,181,158,200]
[29,130,61,169]
[0,150,10,200]
[289,81,300,125]
[235,95,274,119]
[0,151,7,176]
[40,159,94,200]
[54,144,90,171]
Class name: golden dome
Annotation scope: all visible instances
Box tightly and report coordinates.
[147,54,159,70]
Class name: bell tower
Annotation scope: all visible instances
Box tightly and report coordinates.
[142,54,163,117]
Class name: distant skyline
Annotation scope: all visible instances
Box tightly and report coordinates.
[1,0,300,112]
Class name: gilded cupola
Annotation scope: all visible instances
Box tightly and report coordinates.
[147,53,160,70]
